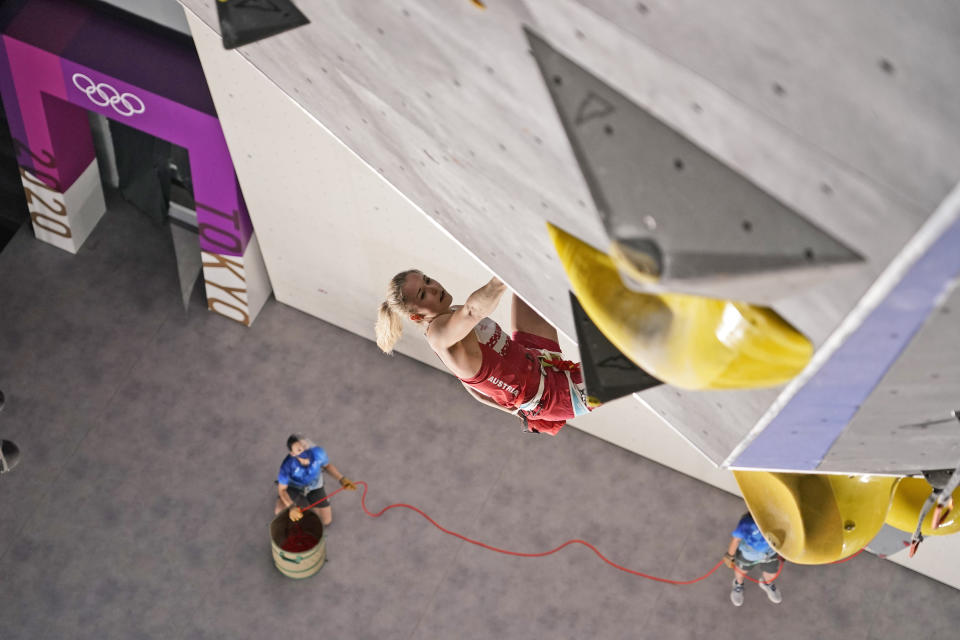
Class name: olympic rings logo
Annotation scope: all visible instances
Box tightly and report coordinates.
[71,73,146,117]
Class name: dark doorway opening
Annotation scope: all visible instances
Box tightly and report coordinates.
[0,97,29,253]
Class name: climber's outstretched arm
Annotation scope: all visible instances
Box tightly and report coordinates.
[427,277,507,350]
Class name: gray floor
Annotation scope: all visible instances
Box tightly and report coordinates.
[0,197,957,640]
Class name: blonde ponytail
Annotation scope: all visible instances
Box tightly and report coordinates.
[375,269,421,354]
[376,301,403,353]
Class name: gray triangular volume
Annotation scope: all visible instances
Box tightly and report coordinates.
[526,28,863,301]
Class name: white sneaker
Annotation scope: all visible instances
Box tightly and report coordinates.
[730,579,744,607]
[759,581,782,604]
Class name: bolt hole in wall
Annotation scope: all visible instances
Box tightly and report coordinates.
[88,113,205,307]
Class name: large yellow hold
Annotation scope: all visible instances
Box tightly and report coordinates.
[734,470,898,564]
[885,478,960,536]
[547,224,812,389]
[735,472,960,564]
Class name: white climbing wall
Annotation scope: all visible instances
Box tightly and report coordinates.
[177,0,960,586]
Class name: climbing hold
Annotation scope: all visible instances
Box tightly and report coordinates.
[548,223,812,390]
[734,470,898,564]
[216,0,310,50]
[568,293,662,405]
[529,29,863,305]
[885,477,960,536]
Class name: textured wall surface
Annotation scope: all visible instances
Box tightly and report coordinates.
[177,0,959,471]
[182,8,738,491]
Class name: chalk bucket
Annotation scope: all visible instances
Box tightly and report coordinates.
[270,509,326,579]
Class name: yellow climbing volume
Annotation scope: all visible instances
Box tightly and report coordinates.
[547,223,812,390]
[734,471,898,564]
[885,477,960,536]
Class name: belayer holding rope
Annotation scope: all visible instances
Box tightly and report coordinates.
[376,271,597,435]
[275,434,357,524]
[723,512,784,607]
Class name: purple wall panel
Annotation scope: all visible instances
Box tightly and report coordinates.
[3,36,93,188]
[41,91,96,189]
[734,218,960,471]
[4,0,87,58]
[0,37,28,163]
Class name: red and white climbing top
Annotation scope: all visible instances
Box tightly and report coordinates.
[458,316,592,435]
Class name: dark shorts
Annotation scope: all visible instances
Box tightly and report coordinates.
[734,550,779,575]
[280,483,329,509]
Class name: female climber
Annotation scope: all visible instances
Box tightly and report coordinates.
[375,270,595,435]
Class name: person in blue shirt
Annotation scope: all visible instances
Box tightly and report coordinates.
[723,512,783,606]
[274,434,356,525]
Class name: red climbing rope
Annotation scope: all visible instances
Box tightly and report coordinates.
[280,523,319,552]
[829,547,866,564]
[303,481,865,585]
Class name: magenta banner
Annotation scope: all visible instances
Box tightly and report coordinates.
[0,0,253,256]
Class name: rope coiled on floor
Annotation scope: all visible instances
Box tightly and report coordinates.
[305,481,863,585]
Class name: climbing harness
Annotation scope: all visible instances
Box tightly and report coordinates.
[515,351,591,433]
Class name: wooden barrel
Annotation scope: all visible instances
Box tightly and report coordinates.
[270,509,326,579]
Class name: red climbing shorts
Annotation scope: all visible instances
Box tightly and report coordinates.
[511,331,591,436]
